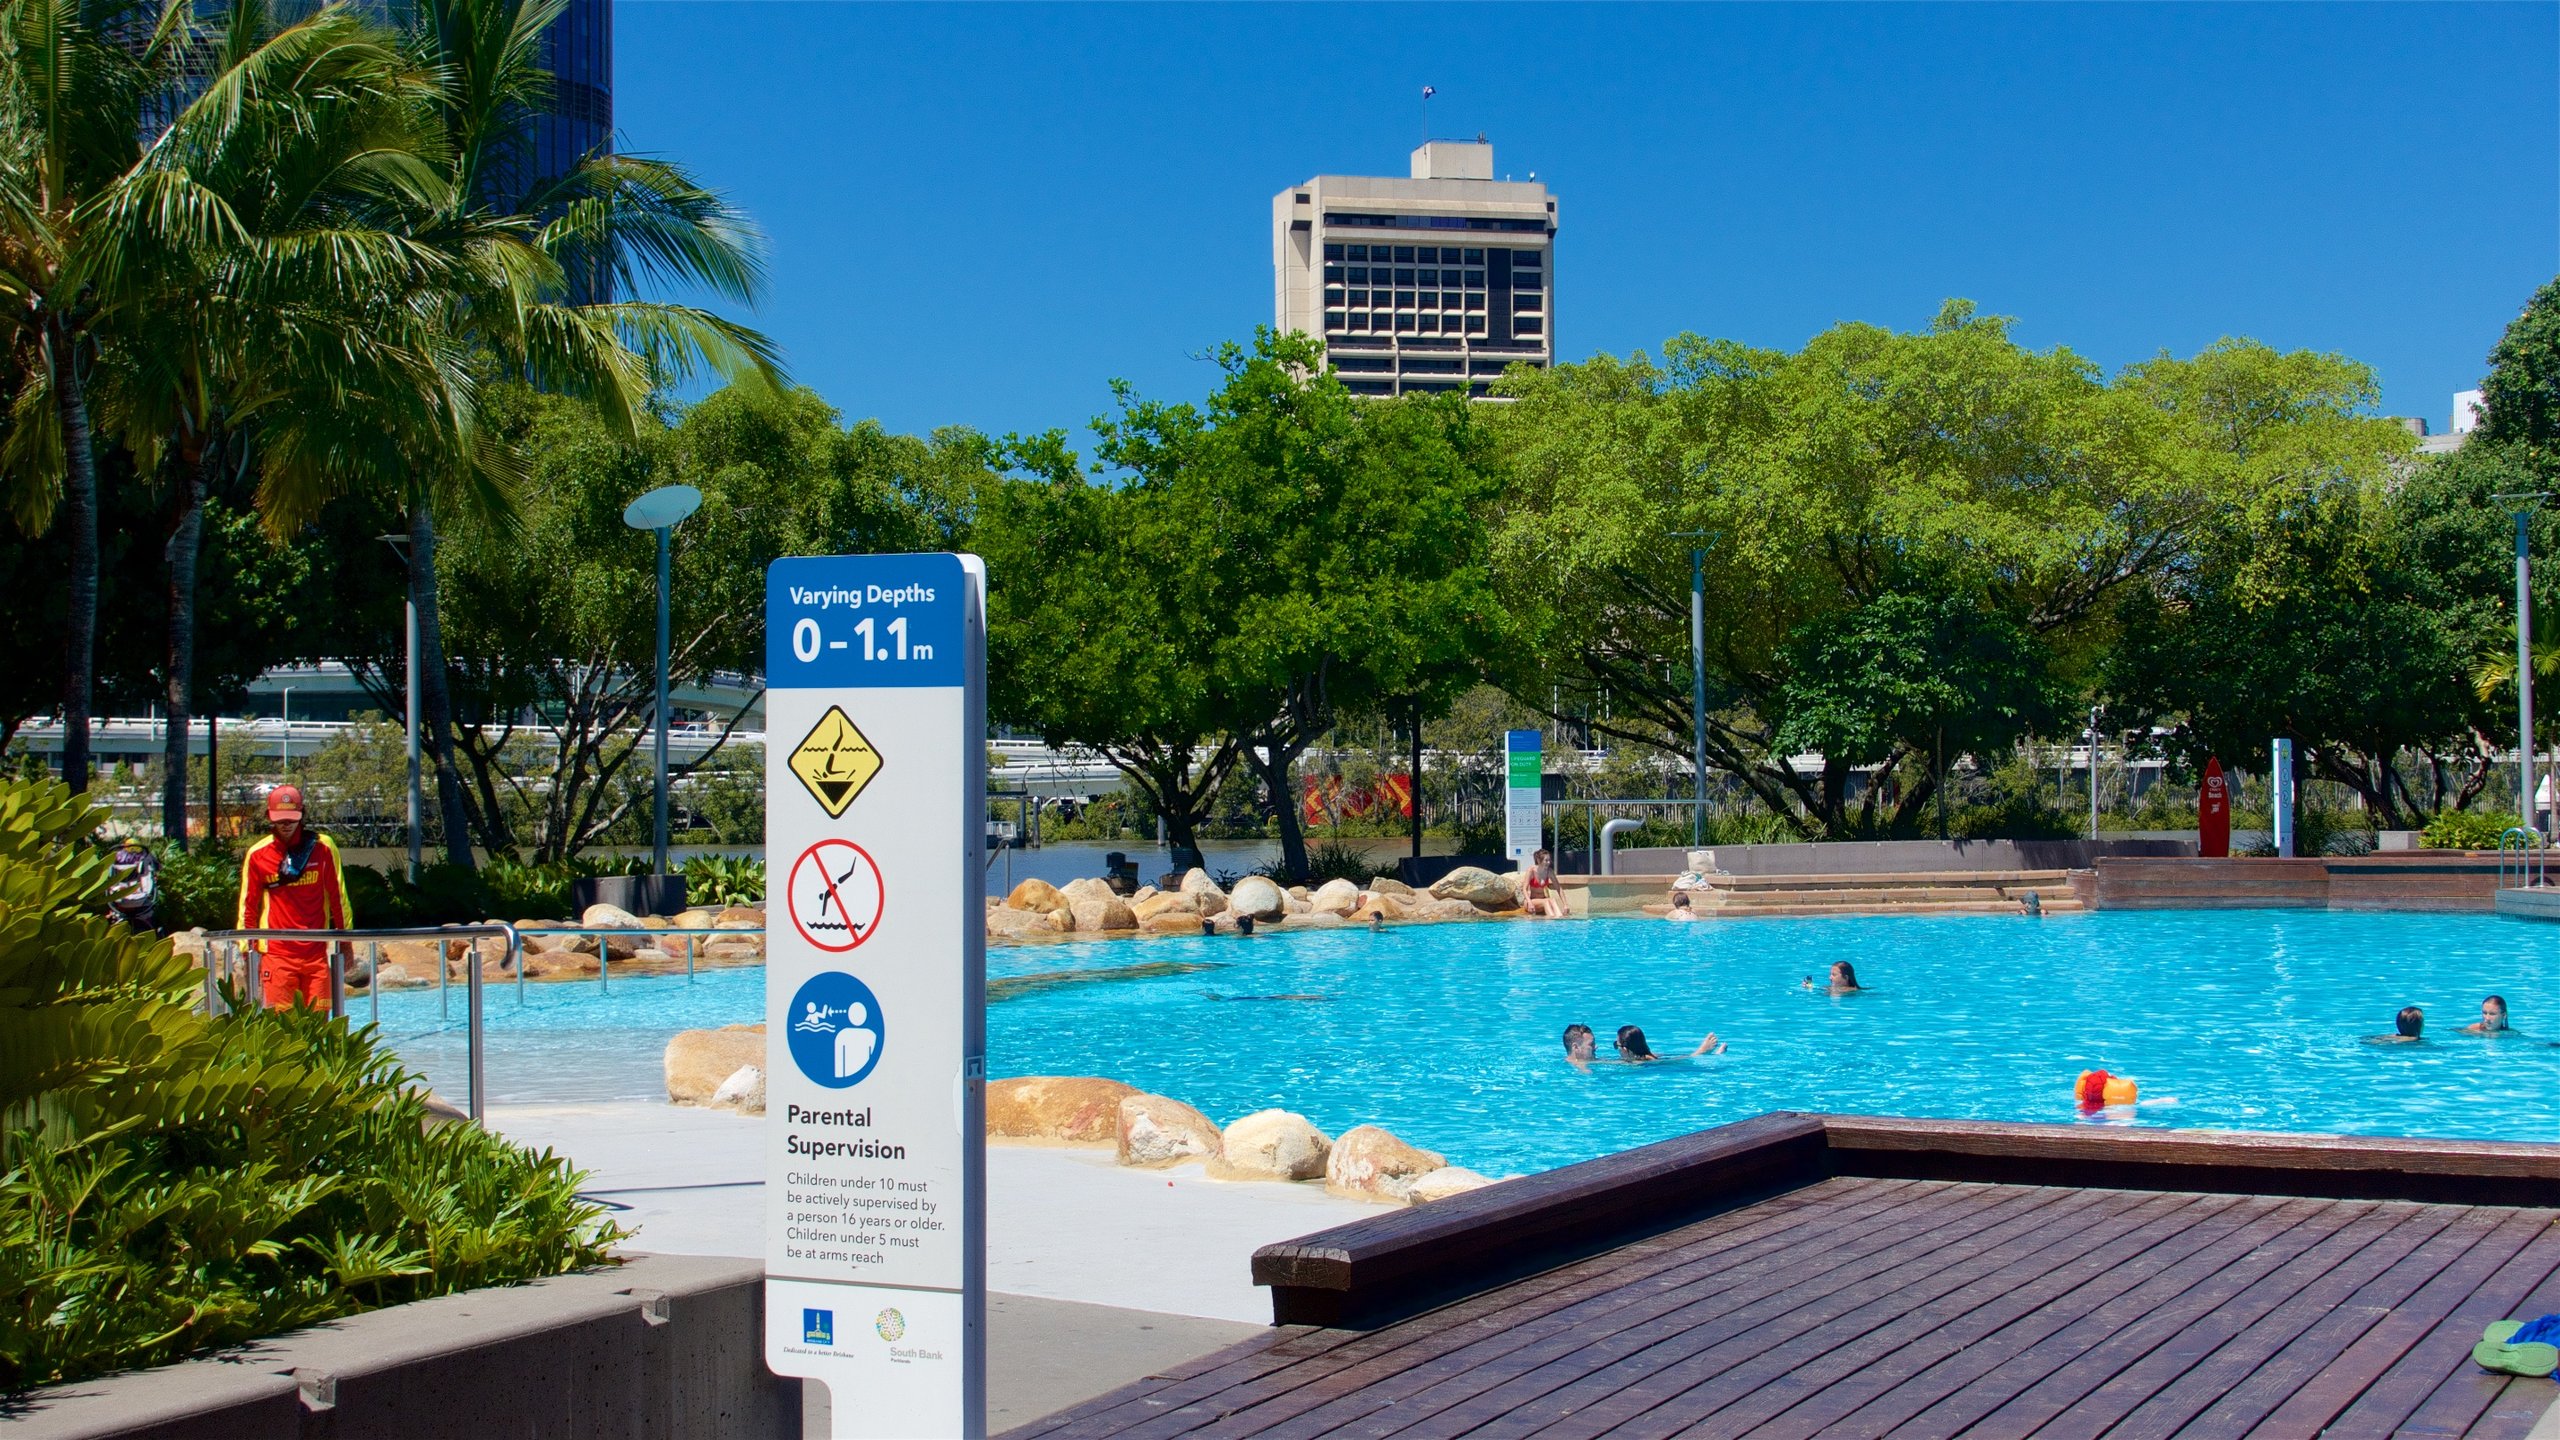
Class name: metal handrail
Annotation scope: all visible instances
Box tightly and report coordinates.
[2499,827,2547,891]
[512,922,763,992]
[202,923,519,1122]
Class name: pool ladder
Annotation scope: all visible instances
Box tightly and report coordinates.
[2498,827,2547,890]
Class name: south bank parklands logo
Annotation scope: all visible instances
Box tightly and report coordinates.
[875,1308,906,1342]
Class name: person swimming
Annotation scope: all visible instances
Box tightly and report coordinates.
[2364,1005,2424,1044]
[1616,1024,1725,1061]
[1666,893,1699,921]
[2462,995,2512,1034]
[1563,1023,1598,1071]
[1803,961,1862,994]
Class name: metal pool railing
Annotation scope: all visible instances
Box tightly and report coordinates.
[201,923,521,1122]
[2499,827,2547,891]
[510,924,764,993]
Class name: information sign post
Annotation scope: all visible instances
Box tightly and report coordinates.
[763,553,986,1439]
[1504,728,1543,871]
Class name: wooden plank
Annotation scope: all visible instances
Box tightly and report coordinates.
[2326,1209,2560,1437]
[1044,1177,1919,1440]
[2182,1202,2519,1435]
[1822,1113,2560,1205]
[1835,1194,2326,1439]
[2247,1206,2550,1435]
[1847,1195,2356,1440]
[1484,1186,2143,1440]
[1255,1111,1827,1326]
[2412,1218,2560,1439]
[1363,1182,2103,1440]
[1741,1190,2238,1440]
[1963,1198,2411,1440]
[1202,1179,1990,1440]
[2087,1201,2463,1440]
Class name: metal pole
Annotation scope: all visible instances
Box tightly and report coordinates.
[2520,510,2538,830]
[2087,707,2100,841]
[280,687,292,773]
[654,524,672,876]
[1689,547,1708,848]
[406,597,421,881]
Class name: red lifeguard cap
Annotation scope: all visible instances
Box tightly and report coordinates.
[265,784,305,820]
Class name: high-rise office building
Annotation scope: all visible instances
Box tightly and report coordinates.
[1272,140,1556,397]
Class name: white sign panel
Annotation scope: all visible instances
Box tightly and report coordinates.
[765,553,986,1439]
[1504,728,1543,868]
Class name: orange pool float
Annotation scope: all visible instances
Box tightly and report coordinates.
[2075,1069,2140,1107]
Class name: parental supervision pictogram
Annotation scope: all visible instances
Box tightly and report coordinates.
[786,839,884,953]
[788,706,882,818]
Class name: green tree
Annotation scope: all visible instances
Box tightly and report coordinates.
[2478,276,2560,475]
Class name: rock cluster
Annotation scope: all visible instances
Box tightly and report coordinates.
[979,1074,1495,1207]
[665,1023,766,1109]
[172,902,771,994]
[985,868,1526,944]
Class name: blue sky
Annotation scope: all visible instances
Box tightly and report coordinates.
[617,3,2558,445]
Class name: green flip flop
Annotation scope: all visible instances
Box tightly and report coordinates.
[2487,1321,2526,1345]
[2473,1332,2560,1378]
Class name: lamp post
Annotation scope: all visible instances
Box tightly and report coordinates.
[380,535,422,880]
[2496,494,2551,830]
[2086,706,2101,841]
[622,485,703,879]
[1673,531,1713,847]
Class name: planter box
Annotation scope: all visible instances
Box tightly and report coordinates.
[7,1253,795,1440]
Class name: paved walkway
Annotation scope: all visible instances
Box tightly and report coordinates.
[488,1102,1367,1435]
[490,1102,1372,1324]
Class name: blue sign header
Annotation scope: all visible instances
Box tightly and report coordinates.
[767,554,968,690]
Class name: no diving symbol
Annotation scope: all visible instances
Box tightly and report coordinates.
[787,840,884,953]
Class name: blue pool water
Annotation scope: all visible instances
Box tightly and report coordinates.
[383,910,2560,1177]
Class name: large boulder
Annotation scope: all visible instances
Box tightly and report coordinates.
[714,905,763,929]
[985,905,1049,939]
[583,901,644,928]
[711,1064,765,1113]
[1228,875,1287,922]
[1179,869,1229,917]
[1072,897,1139,932]
[1367,876,1415,897]
[1210,1109,1332,1182]
[1430,867,1517,909]
[985,1076,1140,1146]
[702,935,764,964]
[1058,876,1118,906]
[1411,1166,1494,1203]
[1324,1124,1447,1204]
[522,948,599,980]
[672,908,719,930]
[1142,910,1214,936]
[1116,1093,1223,1168]
[1038,907,1077,934]
[1004,878,1066,912]
[1281,912,1347,930]
[666,1024,765,1106]
[1131,889,1195,922]
[1310,878,1363,916]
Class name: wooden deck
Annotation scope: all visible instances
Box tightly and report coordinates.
[1008,1116,2560,1439]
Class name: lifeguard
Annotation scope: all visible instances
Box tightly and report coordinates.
[235,784,352,1009]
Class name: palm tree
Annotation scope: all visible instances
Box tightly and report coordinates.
[0,0,175,792]
[373,0,779,871]
[91,0,444,844]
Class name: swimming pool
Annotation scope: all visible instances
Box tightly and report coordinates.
[382,909,2560,1177]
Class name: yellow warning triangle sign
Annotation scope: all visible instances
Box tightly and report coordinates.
[787,706,882,818]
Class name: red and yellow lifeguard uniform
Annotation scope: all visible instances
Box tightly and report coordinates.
[237,827,352,1009]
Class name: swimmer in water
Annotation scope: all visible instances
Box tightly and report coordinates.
[1666,893,1699,921]
[1563,1023,1598,1071]
[2363,1005,2424,1044]
[1803,961,1861,994]
[2461,995,2511,1035]
[1616,1024,1724,1061]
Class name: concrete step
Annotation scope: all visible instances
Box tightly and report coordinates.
[1707,869,2077,892]
[1700,898,2086,919]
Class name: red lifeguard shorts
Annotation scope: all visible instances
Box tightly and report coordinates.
[261,952,333,1010]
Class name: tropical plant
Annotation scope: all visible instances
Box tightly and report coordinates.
[0,778,617,1391]
[2422,809,2526,851]
[678,852,762,907]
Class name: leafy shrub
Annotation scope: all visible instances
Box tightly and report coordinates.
[679,853,764,906]
[0,780,617,1392]
[150,840,244,932]
[2423,809,2528,851]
